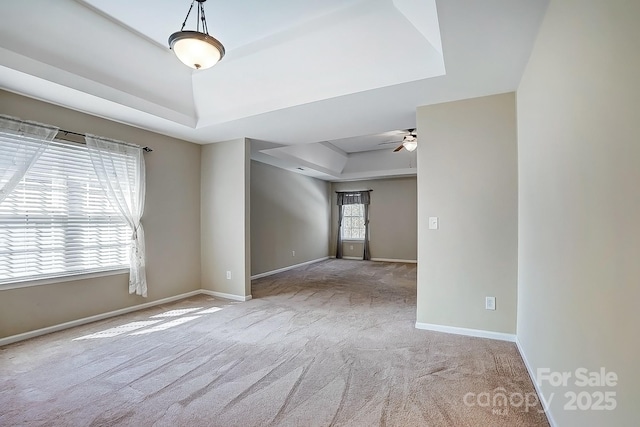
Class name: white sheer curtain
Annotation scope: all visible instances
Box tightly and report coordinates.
[0,115,59,204]
[85,134,147,297]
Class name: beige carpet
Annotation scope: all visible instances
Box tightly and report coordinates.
[0,260,549,426]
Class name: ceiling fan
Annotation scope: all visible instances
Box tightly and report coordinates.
[380,129,418,152]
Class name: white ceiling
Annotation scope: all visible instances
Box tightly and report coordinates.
[329,130,414,154]
[0,0,548,181]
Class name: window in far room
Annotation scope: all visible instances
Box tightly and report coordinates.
[341,203,365,240]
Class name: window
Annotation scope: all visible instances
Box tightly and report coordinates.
[0,139,132,285]
[341,203,365,240]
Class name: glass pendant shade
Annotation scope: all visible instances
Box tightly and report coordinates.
[169,31,225,70]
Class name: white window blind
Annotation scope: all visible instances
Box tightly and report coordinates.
[341,203,365,240]
[0,138,132,285]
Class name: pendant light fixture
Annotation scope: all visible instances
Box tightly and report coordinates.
[169,0,225,70]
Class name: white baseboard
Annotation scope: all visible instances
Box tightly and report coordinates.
[415,322,516,342]
[250,257,329,280]
[200,289,252,302]
[516,337,557,427]
[371,258,417,263]
[328,257,417,263]
[0,289,204,347]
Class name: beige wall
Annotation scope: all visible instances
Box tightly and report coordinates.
[330,177,417,261]
[0,90,201,339]
[201,139,251,298]
[251,161,330,276]
[416,93,518,334]
[517,1,639,425]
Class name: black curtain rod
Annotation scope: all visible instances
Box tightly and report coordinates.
[57,129,153,152]
[335,190,372,193]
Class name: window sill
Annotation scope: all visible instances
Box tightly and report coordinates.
[342,239,364,243]
[0,268,129,291]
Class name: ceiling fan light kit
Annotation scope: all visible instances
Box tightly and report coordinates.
[169,0,225,70]
[391,129,418,152]
[402,134,418,152]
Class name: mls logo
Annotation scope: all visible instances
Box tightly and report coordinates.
[492,407,509,416]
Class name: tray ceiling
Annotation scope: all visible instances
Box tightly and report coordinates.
[0,0,548,179]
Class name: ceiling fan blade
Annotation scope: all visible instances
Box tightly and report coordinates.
[393,144,404,152]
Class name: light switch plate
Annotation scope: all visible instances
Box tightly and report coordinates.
[486,297,496,310]
[429,217,438,230]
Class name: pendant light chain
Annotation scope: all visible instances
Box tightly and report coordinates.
[179,0,196,32]
[178,0,209,35]
[196,2,201,33]
[200,3,209,35]
[180,0,196,31]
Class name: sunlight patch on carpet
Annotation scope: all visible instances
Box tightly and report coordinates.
[196,307,223,314]
[72,305,225,341]
[151,308,203,318]
[129,316,202,336]
[73,321,163,340]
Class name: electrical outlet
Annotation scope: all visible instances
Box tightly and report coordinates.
[292,250,295,257]
[485,297,496,310]
[226,271,231,280]
[350,245,353,250]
